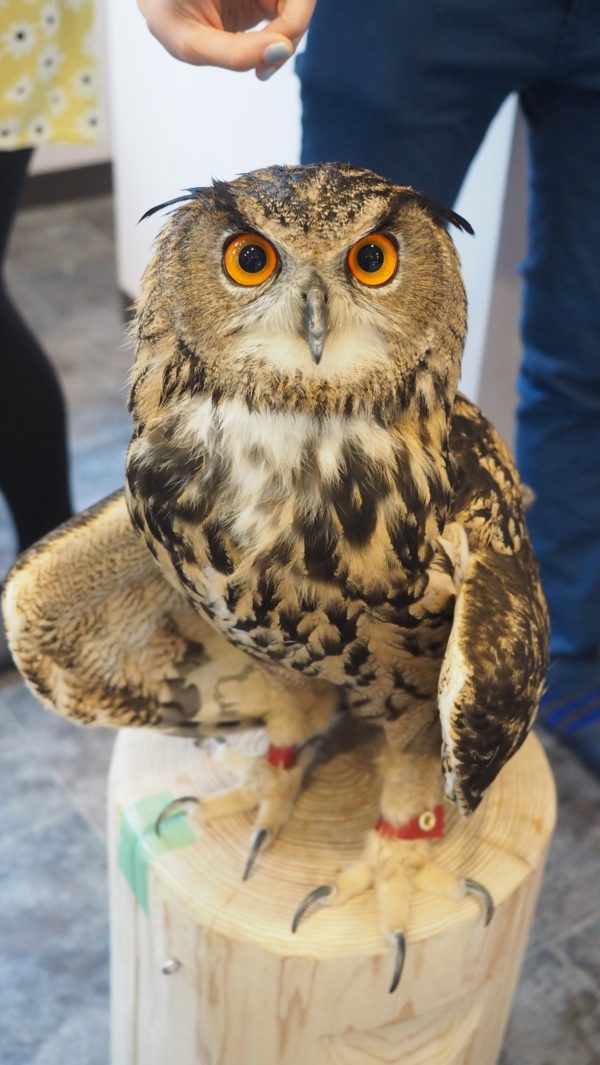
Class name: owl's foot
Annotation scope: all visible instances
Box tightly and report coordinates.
[292,815,494,993]
[205,737,310,879]
[155,737,309,879]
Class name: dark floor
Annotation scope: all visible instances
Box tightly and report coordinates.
[1,196,599,1065]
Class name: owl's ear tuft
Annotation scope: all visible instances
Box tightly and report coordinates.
[138,187,212,223]
[211,179,252,231]
[415,193,474,236]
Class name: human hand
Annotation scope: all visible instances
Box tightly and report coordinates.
[137,0,316,79]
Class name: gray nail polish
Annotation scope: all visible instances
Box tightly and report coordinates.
[257,65,278,82]
[263,42,291,63]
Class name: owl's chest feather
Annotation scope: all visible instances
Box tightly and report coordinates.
[126,399,458,704]
[221,404,438,576]
[129,396,451,598]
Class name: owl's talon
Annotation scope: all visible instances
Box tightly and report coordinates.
[463,878,495,925]
[291,884,334,933]
[155,795,200,837]
[242,826,270,881]
[388,930,407,994]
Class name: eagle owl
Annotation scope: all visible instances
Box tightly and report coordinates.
[3,162,548,991]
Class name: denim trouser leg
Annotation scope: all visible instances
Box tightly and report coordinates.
[518,77,600,668]
[299,0,600,697]
[299,0,560,200]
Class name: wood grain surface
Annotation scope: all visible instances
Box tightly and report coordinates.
[109,728,555,1065]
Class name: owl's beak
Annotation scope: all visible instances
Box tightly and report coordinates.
[304,284,328,364]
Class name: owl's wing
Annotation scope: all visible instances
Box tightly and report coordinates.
[2,491,271,734]
[438,397,549,814]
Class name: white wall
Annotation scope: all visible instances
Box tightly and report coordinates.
[453,96,518,400]
[106,1,519,409]
[30,135,111,174]
[477,111,527,445]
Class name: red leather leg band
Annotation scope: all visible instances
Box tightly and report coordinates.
[376,804,445,840]
[266,744,297,769]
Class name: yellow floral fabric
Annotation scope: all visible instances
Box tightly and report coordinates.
[0,0,101,150]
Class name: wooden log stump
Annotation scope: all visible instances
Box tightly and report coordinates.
[108,727,555,1065]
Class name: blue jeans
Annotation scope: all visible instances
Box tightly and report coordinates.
[299,0,600,691]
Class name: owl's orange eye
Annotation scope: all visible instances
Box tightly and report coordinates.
[347,232,398,286]
[223,233,278,286]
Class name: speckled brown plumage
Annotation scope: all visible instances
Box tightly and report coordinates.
[2,164,549,962]
[3,490,278,735]
[123,162,548,814]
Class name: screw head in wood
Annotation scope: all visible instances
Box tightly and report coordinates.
[162,958,182,975]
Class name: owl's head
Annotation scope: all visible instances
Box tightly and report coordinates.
[134,163,471,424]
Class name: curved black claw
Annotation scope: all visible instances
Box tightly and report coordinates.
[389,930,407,994]
[463,878,495,926]
[291,884,334,934]
[242,827,270,881]
[155,796,200,838]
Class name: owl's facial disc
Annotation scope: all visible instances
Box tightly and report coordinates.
[223,233,329,365]
[220,225,404,376]
[300,233,398,364]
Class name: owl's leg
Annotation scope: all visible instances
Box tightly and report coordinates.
[157,675,339,878]
[292,712,493,992]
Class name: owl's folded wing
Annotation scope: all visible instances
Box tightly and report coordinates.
[2,490,270,733]
[438,538,549,814]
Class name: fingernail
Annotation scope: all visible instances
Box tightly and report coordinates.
[257,65,278,82]
[263,42,292,63]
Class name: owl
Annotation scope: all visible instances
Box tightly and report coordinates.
[3,163,548,992]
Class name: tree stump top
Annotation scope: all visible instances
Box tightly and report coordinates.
[110,727,556,959]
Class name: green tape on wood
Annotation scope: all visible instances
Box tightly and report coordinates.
[117,791,196,913]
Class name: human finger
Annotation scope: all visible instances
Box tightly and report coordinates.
[254,0,316,79]
[139,2,294,70]
[268,0,317,45]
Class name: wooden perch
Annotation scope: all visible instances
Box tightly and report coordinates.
[109,726,555,1065]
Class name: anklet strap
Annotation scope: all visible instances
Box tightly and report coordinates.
[376,804,445,840]
[266,744,296,769]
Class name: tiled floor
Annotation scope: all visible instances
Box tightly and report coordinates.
[1,196,599,1065]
